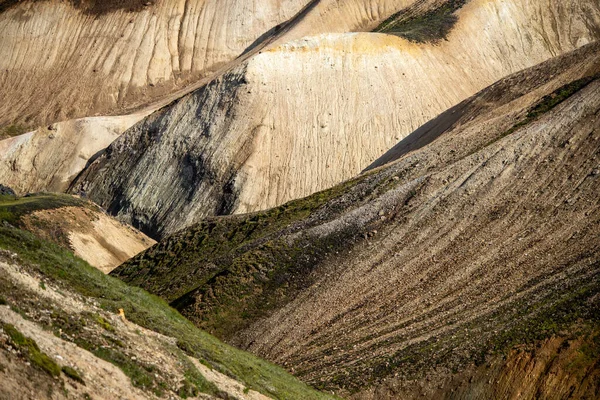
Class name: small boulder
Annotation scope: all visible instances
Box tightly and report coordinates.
[0,184,15,196]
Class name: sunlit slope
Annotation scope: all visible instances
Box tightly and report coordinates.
[75,0,600,238]
[114,42,600,397]
[0,0,417,131]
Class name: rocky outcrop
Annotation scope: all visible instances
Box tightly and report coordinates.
[113,42,600,396]
[0,185,15,196]
[74,0,600,238]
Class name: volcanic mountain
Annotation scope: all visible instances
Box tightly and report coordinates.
[114,41,600,398]
[72,0,600,238]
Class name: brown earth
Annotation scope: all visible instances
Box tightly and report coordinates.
[113,42,600,397]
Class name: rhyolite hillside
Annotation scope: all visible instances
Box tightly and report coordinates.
[114,42,600,398]
[73,0,600,238]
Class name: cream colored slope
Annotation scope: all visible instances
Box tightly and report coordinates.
[235,0,600,213]
[21,205,156,273]
[0,111,151,195]
[0,0,415,129]
[0,0,302,128]
[0,0,414,195]
[213,0,600,215]
[75,0,600,238]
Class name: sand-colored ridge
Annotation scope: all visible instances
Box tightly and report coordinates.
[0,111,151,195]
[0,0,418,129]
[24,206,156,273]
[75,0,600,238]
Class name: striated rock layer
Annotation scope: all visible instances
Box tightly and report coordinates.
[0,0,412,129]
[0,111,151,195]
[0,0,422,195]
[113,42,600,396]
[75,0,600,238]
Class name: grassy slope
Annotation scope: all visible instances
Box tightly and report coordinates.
[116,71,600,340]
[0,221,335,399]
[373,0,468,43]
[0,193,90,249]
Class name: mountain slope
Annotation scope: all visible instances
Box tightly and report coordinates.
[72,0,600,239]
[0,220,335,399]
[0,111,152,195]
[0,192,154,272]
[0,0,413,131]
[113,42,600,397]
[0,0,428,195]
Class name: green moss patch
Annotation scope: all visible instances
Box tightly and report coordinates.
[61,366,85,384]
[374,0,467,43]
[0,193,84,227]
[485,74,599,148]
[3,323,61,377]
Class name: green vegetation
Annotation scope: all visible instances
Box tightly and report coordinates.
[0,193,84,227]
[526,74,599,119]
[90,314,115,332]
[3,323,61,377]
[178,356,220,398]
[0,192,93,250]
[0,225,335,399]
[92,345,169,394]
[0,124,29,140]
[114,177,366,339]
[61,366,85,384]
[116,177,360,302]
[486,74,599,148]
[374,0,467,43]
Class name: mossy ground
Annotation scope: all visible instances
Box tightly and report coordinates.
[0,223,336,399]
[374,0,467,43]
[0,193,87,249]
[3,323,61,377]
[115,177,365,339]
[61,366,85,384]
[489,74,600,145]
[0,124,31,140]
[0,193,84,226]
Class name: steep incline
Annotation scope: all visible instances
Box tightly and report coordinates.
[0,0,413,130]
[0,111,151,195]
[113,42,600,397]
[0,225,334,399]
[0,0,423,195]
[74,0,600,238]
[0,193,154,272]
